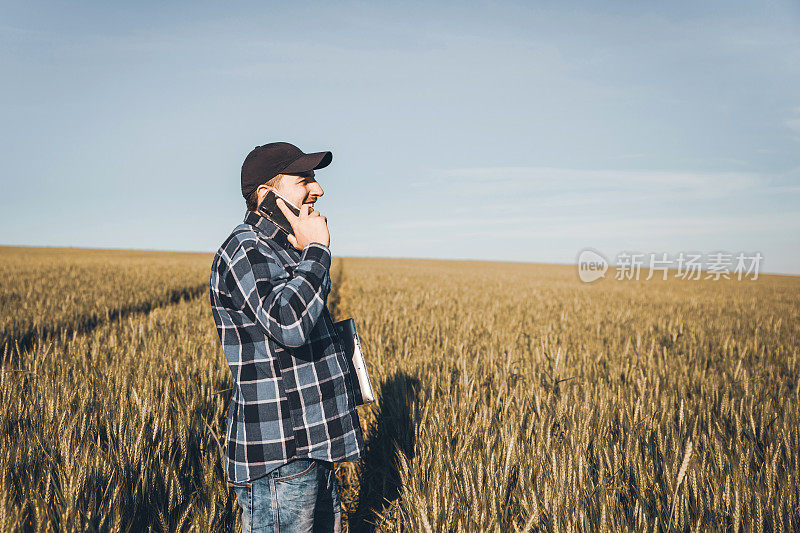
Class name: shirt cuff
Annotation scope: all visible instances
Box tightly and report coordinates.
[301,242,332,271]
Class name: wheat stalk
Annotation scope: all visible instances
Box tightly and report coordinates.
[668,440,693,529]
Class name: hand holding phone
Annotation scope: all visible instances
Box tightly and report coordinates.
[275,199,330,250]
[257,190,300,236]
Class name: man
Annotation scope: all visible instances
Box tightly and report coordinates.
[209,142,365,532]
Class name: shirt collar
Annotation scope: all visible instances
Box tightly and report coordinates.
[243,210,293,250]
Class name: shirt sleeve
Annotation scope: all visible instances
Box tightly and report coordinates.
[225,239,332,348]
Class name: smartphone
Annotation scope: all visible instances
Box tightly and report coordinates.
[257,190,301,236]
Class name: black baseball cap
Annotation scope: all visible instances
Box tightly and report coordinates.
[241,142,332,199]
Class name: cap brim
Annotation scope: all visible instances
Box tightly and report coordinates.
[281,151,332,174]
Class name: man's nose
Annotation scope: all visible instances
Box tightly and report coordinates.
[311,183,324,197]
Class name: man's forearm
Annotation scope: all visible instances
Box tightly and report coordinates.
[271,243,332,347]
[230,240,331,348]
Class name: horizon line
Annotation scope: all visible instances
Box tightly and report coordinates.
[2,243,798,278]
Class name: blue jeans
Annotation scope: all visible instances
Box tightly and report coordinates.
[229,458,342,533]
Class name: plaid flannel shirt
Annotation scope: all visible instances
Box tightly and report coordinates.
[209,209,365,483]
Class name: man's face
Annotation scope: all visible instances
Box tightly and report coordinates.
[258,171,324,209]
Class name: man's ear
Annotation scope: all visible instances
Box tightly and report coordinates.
[256,184,274,207]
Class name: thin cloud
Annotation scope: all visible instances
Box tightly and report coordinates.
[389,211,800,238]
[423,166,774,204]
[459,211,800,239]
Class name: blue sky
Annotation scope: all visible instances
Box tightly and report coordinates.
[2,1,799,274]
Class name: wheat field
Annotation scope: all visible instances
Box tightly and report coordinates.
[1,245,798,532]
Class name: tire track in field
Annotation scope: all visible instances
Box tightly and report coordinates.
[327,256,345,322]
[329,258,422,532]
[6,256,347,362]
[2,283,208,363]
